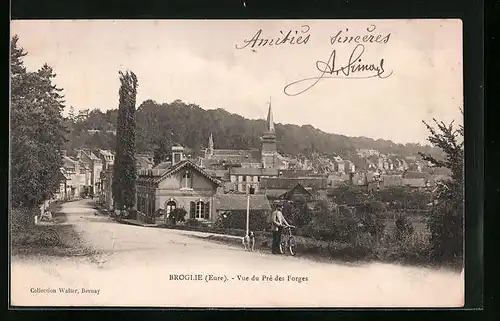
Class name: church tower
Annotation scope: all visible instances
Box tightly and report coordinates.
[205,133,214,158]
[261,100,278,169]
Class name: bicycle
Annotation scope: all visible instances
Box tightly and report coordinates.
[279,225,297,256]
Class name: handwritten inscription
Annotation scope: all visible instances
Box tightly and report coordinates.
[235,25,310,50]
[330,24,391,45]
[283,44,393,96]
[233,24,393,96]
[281,24,393,96]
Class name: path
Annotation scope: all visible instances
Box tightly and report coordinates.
[11,200,464,307]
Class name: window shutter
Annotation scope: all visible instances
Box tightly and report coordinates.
[204,202,210,219]
[190,201,196,219]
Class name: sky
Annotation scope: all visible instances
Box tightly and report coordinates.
[10,19,463,145]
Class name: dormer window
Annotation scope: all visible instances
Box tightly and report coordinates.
[181,170,193,190]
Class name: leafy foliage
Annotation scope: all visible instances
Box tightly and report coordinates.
[420,110,464,262]
[112,71,138,210]
[169,208,187,225]
[10,35,67,209]
[281,199,312,227]
[394,214,415,241]
[185,218,201,227]
[216,210,269,231]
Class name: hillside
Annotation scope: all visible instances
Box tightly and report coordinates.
[64,99,443,163]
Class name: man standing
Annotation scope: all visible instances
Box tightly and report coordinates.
[271,204,289,254]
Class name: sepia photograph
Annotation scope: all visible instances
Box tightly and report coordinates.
[9,19,465,308]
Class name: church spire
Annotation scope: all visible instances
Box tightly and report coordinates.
[267,97,275,134]
[208,132,214,149]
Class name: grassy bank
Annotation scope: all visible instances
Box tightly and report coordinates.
[162,222,461,271]
[11,204,94,258]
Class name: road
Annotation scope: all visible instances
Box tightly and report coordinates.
[11,199,464,308]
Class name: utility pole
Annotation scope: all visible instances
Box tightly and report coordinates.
[246,192,250,236]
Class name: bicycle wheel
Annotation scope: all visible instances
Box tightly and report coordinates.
[288,236,297,256]
[279,238,286,254]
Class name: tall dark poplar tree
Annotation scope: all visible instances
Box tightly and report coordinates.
[112,71,138,210]
[10,35,67,211]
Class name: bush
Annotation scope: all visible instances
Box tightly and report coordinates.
[381,231,431,264]
[351,232,377,259]
[185,218,200,227]
[305,205,360,243]
[217,210,269,231]
[281,200,312,228]
[169,208,187,225]
[394,214,415,241]
[425,190,463,262]
[358,212,386,241]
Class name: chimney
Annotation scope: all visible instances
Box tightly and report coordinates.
[172,145,185,165]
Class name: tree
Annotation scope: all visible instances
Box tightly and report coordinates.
[67,106,76,123]
[112,70,138,210]
[169,208,187,225]
[419,109,464,261]
[10,35,67,211]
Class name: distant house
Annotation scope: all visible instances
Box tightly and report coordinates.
[61,152,92,198]
[54,168,70,201]
[97,149,115,209]
[279,169,318,178]
[135,153,154,170]
[278,183,314,202]
[78,149,103,195]
[228,167,279,194]
[261,177,328,199]
[215,194,272,213]
[380,175,403,188]
[204,169,230,182]
[327,174,347,187]
[403,171,431,180]
[343,160,356,173]
[349,172,363,186]
[402,178,428,188]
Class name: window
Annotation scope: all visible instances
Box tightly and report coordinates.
[194,201,210,220]
[181,170,192,189]
[196,201,203,219]
[238,175,243,182]
[165,201,176,216]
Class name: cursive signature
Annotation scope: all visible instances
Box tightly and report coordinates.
[283,44,393,96]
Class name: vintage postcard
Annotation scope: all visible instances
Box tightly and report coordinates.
[10,19,464,308]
